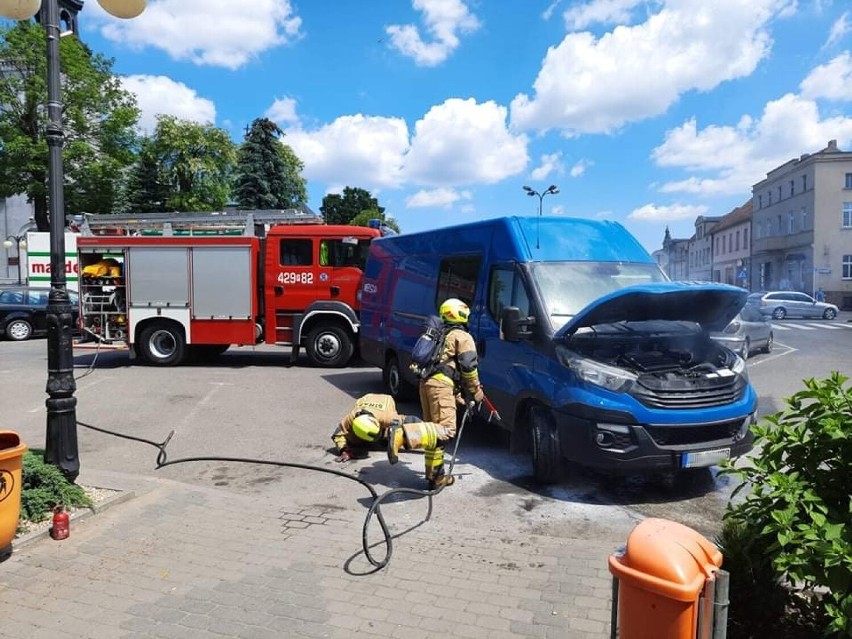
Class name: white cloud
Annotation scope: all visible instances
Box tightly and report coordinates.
[570,158,593,177]
[652,92,852,196]
[120,75,216,134]
[628,203,709,221]
[405,98,529,185]
[562,0,644,30]
[284,115,410,190]
[406,188,472,208]
[265,97,300,126]
[281,98,527,193]
[90,0,303,70]
[530,152,564,180]
[511,0,787,135]
[800,52,852,101]
[386,0,480,66]
[826,11,850,48]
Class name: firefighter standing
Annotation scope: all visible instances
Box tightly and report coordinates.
[387,298,484,489]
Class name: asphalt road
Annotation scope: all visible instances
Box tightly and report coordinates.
[2,313,851,544]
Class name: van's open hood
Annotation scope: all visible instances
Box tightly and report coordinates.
[554,282,747,338]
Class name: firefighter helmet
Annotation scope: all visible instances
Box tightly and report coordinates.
[352,411,382,442]
[439,298,469,324]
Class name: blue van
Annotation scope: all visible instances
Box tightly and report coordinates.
[359,216,756,482]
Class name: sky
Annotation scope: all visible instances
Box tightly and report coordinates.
[39,1,852,252]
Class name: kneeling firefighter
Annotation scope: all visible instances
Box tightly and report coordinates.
[388,298,484,490]
[331,393,405,462]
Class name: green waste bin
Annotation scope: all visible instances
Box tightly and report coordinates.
[0,431,27,553]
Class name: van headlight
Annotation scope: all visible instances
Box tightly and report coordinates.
[565,355,637,393]
[731,354,747,378]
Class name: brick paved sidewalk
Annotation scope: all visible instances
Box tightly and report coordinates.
[1,471,619,638]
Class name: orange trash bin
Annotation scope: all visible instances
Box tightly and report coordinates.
[608,518,724,639]
[0,431,28,553]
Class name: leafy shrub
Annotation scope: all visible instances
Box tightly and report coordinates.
[721,372,852,637]
[20,451,92,523]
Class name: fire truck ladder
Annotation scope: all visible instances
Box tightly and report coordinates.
[74,206,323,237]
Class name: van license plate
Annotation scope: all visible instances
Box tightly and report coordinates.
[682,448,730,468]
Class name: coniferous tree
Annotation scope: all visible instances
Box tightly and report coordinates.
[124,140,170,213]
[234,117,306,209]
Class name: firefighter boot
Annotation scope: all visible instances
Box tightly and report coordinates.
[426,464,455,490]
[387,419,405,465]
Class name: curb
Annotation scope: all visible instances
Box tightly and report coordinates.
[11,487,136,551]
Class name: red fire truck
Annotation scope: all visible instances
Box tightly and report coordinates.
[74,208,382,367]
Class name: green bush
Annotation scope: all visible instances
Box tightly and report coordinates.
[721,372,852,637]
[20,451,92,523]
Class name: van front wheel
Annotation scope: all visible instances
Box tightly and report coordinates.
[384,355,415,400]
[529,406,561,484]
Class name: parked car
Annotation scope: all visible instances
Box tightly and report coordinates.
[0,286,79,341]
[747,290,839,320]
[710,305,774,358]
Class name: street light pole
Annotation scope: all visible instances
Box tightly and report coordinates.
[3,235,27,284]
[522,184,559,249]
[41,0,79,481]
[0,0,147,481]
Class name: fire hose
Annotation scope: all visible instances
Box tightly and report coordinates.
[75,405,476,572]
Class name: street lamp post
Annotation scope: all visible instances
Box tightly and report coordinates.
[522,184,559,249]
[0,0,147,481]
[3,234,27,284]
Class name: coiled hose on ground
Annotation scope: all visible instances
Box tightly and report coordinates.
[76,408,471,572]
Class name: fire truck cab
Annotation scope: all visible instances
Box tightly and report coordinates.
[75,209,380,368]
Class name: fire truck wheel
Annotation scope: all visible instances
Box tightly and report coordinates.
[305,325,354,368]
[139,322,186,366]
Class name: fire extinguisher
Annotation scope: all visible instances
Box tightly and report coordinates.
[50,504,70,540]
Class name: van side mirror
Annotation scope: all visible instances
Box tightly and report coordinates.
[501,306,535,341]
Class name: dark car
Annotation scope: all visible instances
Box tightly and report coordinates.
[747,290,838,320]
[710,305,774,359]
[0,286,79,341]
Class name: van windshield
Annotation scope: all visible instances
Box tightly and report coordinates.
[530,261,668,329]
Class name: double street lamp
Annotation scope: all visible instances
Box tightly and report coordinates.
[3,234,27,284]
[0,0,147,480]
[522,184,559,248]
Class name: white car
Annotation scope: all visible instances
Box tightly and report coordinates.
[747,291,839,320]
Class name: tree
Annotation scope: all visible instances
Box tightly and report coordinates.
[349,209,400,233]
[0,21,140,230]
[320,186,384,225]
[147,114,236,211]
[123,139,170,213]
[233,117,306,210]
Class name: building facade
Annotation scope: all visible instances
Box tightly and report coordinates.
[751,140,852,308]
[689,216,722,281]
[710,201,752,287]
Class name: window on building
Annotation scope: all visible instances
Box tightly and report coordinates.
[758,195,763,208]
[777,214,782,234]
[844,255,852,279]
[735,230,740,251]
[788,212,794,233]
[789,179,795,197]
[744,228,749,247]
[715,237,719,256]
[802,174,807,191]
[768,191,772,204]
[722,235,726,253]
[845,173,852,189]
[843,202,852,229]
[801,210,807,230]
[778,186,782,201]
